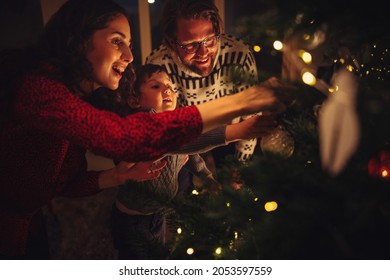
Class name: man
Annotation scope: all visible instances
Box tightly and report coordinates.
[146,0,261,191]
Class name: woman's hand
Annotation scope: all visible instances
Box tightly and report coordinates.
[98,159,167,189]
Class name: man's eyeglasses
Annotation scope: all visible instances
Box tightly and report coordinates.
[175,34,220,54]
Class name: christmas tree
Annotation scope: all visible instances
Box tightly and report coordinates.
[161,1,390,259]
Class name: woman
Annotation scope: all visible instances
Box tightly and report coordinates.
[0,0,283,258]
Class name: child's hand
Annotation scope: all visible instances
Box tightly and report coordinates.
[117,159,167,182]
[99,159,167,188]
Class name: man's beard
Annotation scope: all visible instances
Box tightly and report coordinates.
[184,54,216,77]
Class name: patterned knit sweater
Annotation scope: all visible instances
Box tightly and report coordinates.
[146,34,259,161]
[0,66,203,256]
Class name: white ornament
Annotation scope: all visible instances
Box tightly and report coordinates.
[318,69,360,176]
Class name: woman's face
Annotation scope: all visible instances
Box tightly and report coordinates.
[137,71,177,113]
[85,14,133,92]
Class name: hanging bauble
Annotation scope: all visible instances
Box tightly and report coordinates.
[368,150,390,181]
[260,125,294,157]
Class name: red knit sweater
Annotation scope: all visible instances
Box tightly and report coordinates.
[0,69,202,256]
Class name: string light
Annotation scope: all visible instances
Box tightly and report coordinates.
[192,189,199,195]
[177,227,182,234]
[302,71,316,86]
[215,247,222,255]
[273,40,283,51]
[186,248,194,255]
[253,45,261,52]
[228,240,234,250]
[299,50,312,64]
[264,201,278,212]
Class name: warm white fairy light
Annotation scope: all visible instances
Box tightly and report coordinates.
[186,248,194,255]
[192,189,199,195]
[148,0,155,3]
[226,202,231,207]
[215,247,222,255]
[302,71,316,86]
[177,227,182,234]
[299,50,312,64]
[273,40,283,51]
[303,34,311,41]
[264,201,278,212]
[234,231,239,239]
[228,240,234,250]
[253,45,261,52]
[254,197,259,202]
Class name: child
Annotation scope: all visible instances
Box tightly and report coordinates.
[111,64,223,259]
[110,64,277,259]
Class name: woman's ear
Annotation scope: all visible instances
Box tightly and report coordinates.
[127,96,141,109]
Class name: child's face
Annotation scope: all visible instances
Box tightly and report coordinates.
[137,71,177,112]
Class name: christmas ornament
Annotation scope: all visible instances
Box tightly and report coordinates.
[260,125,294,157]
[318,69,360,176]
[368,150,390,181]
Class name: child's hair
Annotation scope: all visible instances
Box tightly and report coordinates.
[132,64,168,99]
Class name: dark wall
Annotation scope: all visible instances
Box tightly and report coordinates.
[0,0,44,50]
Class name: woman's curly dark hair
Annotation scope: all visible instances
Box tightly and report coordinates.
[0,0,133,107]
[41,0,131,95]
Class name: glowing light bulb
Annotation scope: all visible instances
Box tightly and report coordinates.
[299,50,312,64]
[215,247,222,255]
[148,0,155,3]
[273,40,283,51]
[187,248,194,255]
[302,71,316,86]
[264,201,278,212]
[177,227,182,234]
[192,189,199,195]
[253,45,261,52]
